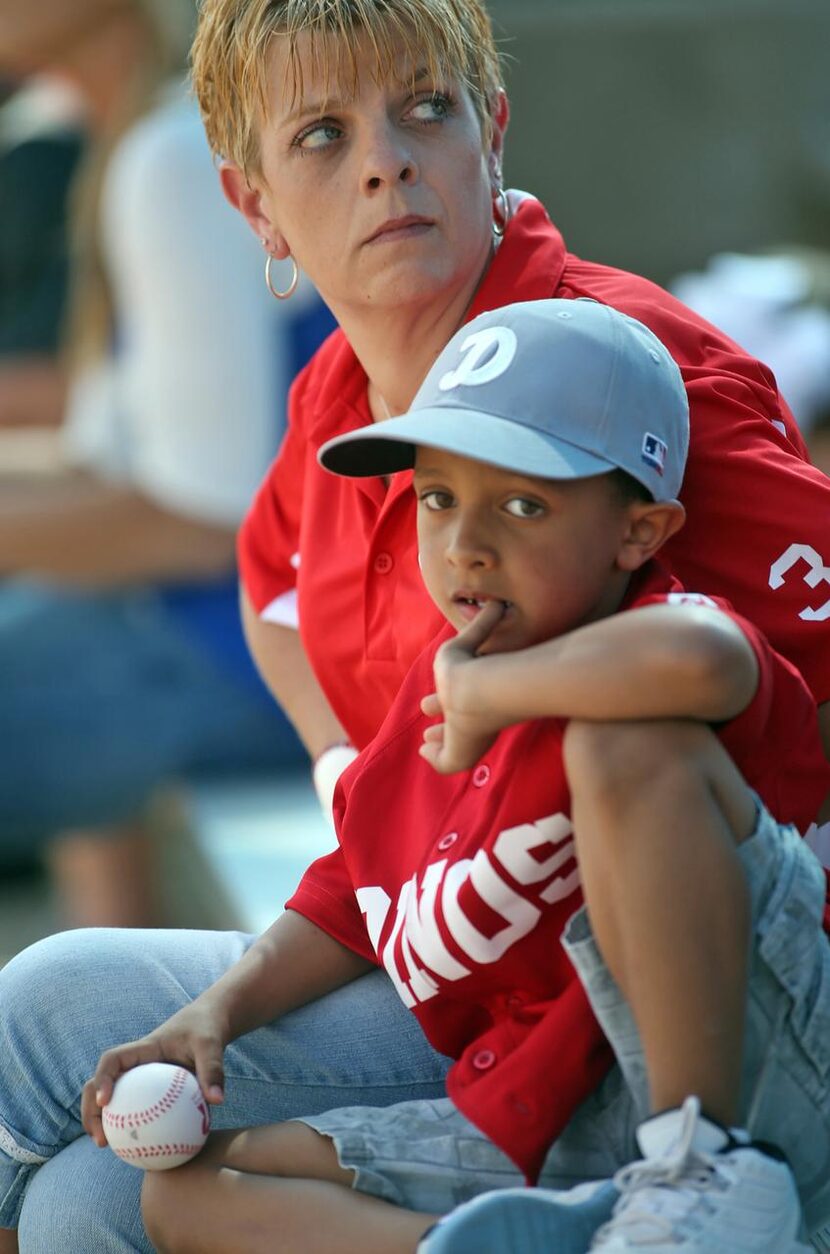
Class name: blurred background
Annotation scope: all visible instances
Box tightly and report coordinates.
[491,0,830,284]
[2,0,830,964]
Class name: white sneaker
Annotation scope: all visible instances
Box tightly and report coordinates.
[590,1096,810,1253]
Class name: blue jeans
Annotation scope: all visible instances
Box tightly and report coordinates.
[0,929,452,1251]
[0,581,304,858]
[2,806,829,1248]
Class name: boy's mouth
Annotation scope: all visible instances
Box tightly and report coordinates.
[452,593,513,621]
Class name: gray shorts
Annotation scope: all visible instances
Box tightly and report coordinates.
[297,802,830,1237]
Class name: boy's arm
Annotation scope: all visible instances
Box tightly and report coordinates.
[421,599,759,774]
[83,911,373,1144]
[195,908,374,1041]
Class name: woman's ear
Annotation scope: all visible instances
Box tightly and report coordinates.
[488,89,509,185]
[218,160,290,258]
[616,501,686,572]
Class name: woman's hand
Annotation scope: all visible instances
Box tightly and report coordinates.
[82,997,230,1148]
[419,600,507,774]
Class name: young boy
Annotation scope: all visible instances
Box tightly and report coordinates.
[92,300,830,1254]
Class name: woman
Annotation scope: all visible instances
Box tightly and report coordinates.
[2,0,830,1250]
[0,0,329,929]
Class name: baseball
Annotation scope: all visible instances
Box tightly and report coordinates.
[102,1062,210,1170]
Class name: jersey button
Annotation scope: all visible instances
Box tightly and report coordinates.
[373,552,394,574]
[472,1049,497,1072]
[472,764,490,788]
[437,832,458,851]
[506,995,523,1011]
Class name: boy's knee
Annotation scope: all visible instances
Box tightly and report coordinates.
[563,719,714,805]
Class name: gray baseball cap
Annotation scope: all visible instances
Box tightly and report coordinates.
[318,298,689,502]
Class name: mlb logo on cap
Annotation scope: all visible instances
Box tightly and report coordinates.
[642,433,668,477]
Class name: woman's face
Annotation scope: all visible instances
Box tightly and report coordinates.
[226,29,506,320]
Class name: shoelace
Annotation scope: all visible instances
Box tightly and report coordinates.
[592,1099,731,1247]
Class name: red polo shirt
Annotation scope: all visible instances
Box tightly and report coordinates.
[287,563,830,1181]
[239,195,830,748]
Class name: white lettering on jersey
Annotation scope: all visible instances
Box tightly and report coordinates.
[355,885,391,952]
[402,861,471,982]
[357,883,416,1006]
[358,872,468,1008]
[438,327,518,392]
[355,813,581,1007]
[492,815,580,905]
[442,854,542,964]
[769,543,830,622]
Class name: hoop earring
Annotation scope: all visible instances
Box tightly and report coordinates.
[265,253,299,300]
[492,186,510,239]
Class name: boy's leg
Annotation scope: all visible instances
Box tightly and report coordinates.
[562,717,830,1243]
[141,1091,633,1254]
[562,718,755,1126]
[0,928,449,1253]
[141,1123,436,1254]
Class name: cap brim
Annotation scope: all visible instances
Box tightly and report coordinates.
[318,408,617,481]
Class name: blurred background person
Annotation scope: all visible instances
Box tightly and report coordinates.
[0,0,333,930]
[0,72,85,428]
[671,248,830,450]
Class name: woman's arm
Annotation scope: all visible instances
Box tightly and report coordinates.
[241,588,349,759]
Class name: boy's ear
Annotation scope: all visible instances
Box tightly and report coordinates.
[616,501,686,572]
[218,160,291,258]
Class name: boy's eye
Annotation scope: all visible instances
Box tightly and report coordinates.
[420,489,454,511]
[504,497,544,518]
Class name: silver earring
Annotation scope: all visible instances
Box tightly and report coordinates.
[265,253,299,300]
[492,186,510,239]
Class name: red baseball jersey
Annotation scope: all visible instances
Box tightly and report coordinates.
[287,563,830,1182]
[239,194,830,754]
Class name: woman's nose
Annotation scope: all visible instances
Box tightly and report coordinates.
[361,121,418,191]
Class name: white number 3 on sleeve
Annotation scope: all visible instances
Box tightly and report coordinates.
[769,544,830,622]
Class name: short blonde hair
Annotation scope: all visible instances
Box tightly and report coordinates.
[191,0,503,177]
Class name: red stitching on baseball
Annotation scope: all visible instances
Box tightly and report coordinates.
[113,1142,204,1160]
[103,1068,191,1131]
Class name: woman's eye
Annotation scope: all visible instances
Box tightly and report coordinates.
[294,121,342,151]
[421,490,454,511]
[504,497,544,518]
[408,93,452,124]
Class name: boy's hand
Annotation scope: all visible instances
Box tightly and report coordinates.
[420,600,506,774]
[82,999,229,1148]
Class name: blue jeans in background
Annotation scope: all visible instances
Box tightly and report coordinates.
[0,580,304,860]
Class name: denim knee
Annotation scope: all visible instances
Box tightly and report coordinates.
[17,1137,151,1254]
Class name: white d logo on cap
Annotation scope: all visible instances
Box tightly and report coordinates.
[438,327,518,392]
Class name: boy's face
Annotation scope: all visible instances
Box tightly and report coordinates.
[413,448,640,654]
